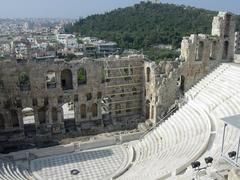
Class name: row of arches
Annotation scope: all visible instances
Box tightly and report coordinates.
[196,40,229,61]
[17,68,87,91]
[0,102,99,130]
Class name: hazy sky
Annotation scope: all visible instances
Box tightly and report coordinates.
[0,0,239,19]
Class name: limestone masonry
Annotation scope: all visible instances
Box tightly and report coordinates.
[0,12,236,152]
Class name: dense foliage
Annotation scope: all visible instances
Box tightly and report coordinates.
[144,48,180,63]
[65,2,219,49]
[65,2,240,61]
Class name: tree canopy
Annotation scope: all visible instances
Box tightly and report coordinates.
[65,2,240,61]
[66,2,221,48]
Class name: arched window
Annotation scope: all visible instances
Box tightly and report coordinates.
[210,41,217,60]
[86,93,92,101]
[38,107,46,124]
[0,114,5,129]
[222,41,229,59]
[11,110,19,127]
[179,75,185,93]
[22,107,35,125]
[97,92,102,99]
[80,104,86,119]
[77,68,87,85]
[19,72,30,91]
[52,107,58,123]
[146,67,151,82]
[61,69,73,90]
[46,71,56,89]
[151,105,154,119]
[196,41,204,61]
[124,67,129,75]
[92,103,98,117]
[62,102,74,120]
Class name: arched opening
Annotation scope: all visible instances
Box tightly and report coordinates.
[179,75,185,93]
[22,107,35,125]
[19,72,30,91]
[38,107,46,124]
[52,107,58,123]
[97,92,102,99]
[124,67,129,75]
[0,114,5,129]
[196,41,204,61]
[61,69,73,90]
[22,107,36,137]
[101,97,111,115]
[11,110,19,127]
[77,68,87,85]
[151,105,154,119]
[146,100,150,119]
[46,71,56,89]
[62,102,75,132]
[92,103,98,117]
[86,93,92,101]
[210,41,217,60]
[222,41,229,60]
[146,67,151,83]
[80,104,87,119]
[62,102,75,120]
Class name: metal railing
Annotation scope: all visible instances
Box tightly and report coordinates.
[139,106,178,141]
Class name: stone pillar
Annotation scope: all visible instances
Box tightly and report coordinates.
[48,107,53,124]
[58,107,63,123]
[74,102,80,124]
[45,107,50,124]
[56,71,61,89]
[33,107,39,126]
[18,110,24,129]
[4,111,12,129]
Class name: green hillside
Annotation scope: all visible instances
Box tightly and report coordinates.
[65,2,240,61]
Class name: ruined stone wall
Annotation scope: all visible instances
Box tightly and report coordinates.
[212,12,235,61]
[234,32,240,63]
[0,11,236,151]
[0,56,145,149]
[145,12,236,124]
[101,56,145,130]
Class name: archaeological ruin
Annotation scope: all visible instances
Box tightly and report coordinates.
[0,12,236,152]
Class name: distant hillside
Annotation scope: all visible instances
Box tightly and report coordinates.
[66,2,219,48]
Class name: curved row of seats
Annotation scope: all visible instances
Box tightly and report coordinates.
[0,159,33,180]
[185,64,231,101]
[119,101,211,180]
[193,94,240,171]
[119,63,240,180]
[183,63,240,174]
